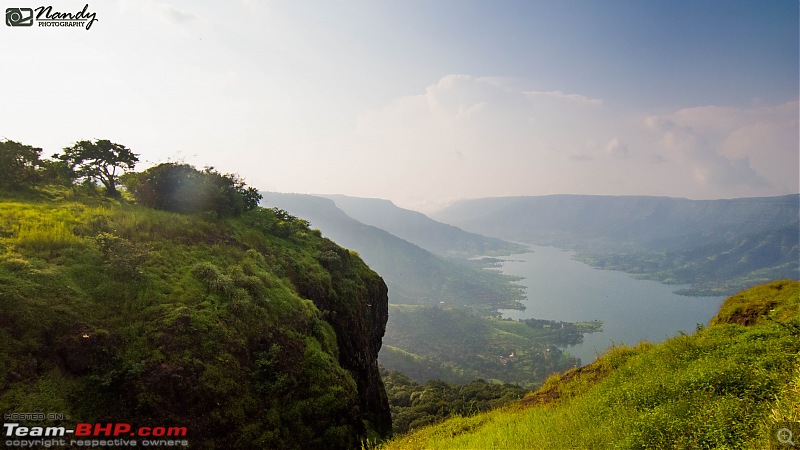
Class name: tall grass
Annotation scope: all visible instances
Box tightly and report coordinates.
[0,202,88,251]
[15,220,83,250]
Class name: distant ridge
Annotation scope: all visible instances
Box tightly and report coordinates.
[260,192,525,310]
[320,194,526,257]
[432,194,799,251]
[432,194,799,295]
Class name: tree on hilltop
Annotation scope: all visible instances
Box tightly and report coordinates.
[57,139,138,196]
[0,139,43,189]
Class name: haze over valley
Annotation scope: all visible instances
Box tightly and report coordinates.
[263,192,798,370]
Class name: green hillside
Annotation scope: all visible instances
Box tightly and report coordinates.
[578,225,799,296]
[384,280,800,449]
[0,187,391,449]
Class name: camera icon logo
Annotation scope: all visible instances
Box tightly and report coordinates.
[6,8,34,27]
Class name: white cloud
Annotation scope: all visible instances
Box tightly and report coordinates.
[118,0,198,24]
[282,74,797,210]
[604,137,631,157]
[524,90,603,107]
[645,101,798,193]
[302,75,648,208]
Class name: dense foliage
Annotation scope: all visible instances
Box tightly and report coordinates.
[123,163,262,217]
[0,188,389,449]
[381,368,525,435]
[380,305,586,387]
[385,281,800,449]
[0,140,44,189]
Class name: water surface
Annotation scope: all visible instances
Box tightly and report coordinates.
[497,246,725,365]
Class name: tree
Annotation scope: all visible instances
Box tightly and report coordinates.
[0,139,43,189]
[122,163,262,216]
[58,140,138,196]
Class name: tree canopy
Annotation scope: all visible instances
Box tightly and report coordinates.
[58,139,138,196]
[0,140,43,189]
[122,163,262,216]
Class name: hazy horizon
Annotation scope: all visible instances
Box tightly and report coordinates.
[267,190,800,215]
[3,1,798,212]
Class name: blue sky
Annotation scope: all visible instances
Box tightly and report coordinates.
[2,0,797,211]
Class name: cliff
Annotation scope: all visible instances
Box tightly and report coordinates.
[0,190,391,449]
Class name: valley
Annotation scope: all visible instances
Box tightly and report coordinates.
[261,191,798,439]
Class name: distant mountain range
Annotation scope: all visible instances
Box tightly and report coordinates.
[319,194,526,257]
[432,194,799,251]
[264,192,798,297]
[432,194,799,295]
[260,191,799,388]
[262,192,797,298]
[260,192,526,310]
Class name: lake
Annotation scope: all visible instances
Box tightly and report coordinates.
[496,246,725,365]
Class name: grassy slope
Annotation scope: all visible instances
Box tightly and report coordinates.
[384,280,800,449]
[0,189,389,449]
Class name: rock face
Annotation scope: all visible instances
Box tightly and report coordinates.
[297,245,393,437]
[351,276,392,436]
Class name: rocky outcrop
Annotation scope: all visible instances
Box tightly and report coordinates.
[298,243,393,437]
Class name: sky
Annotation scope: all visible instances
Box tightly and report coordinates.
[2,0,798,212]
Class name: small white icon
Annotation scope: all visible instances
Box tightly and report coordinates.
[777,427,796,447]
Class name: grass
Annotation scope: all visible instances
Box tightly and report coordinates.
[384,280,800,449]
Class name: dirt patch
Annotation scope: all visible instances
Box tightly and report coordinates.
[520,362,612,408]
[716,301,778,326]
